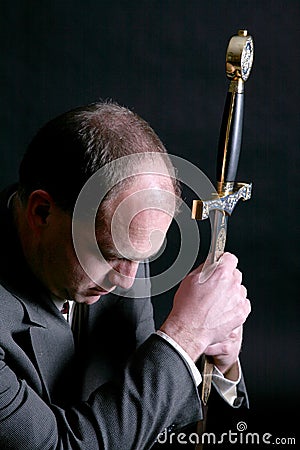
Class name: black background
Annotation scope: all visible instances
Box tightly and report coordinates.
[1,0,299,444]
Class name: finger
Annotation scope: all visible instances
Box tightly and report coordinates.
[207,327,242,350]
[212,253,239,282]
[221,299,250,331]
[233,268,243,284]
[219,252,238,271]
[205,342,228,356]
[229,325,243,340]
[205,340,240,357]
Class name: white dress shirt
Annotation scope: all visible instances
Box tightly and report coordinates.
[53,298,240,407]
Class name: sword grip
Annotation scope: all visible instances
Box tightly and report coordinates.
[217,87,244,185]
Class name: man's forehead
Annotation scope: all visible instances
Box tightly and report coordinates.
[96,201,173,261]
[105,181,175,220]
[93,173,176,261]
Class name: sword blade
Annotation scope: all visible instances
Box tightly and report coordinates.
[200,210,228,283]
[201,209,228,405]
[208,210,228,263]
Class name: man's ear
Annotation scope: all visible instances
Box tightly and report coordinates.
[26,190,55,230]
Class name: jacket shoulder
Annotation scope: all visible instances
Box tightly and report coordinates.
[0,284,26,332]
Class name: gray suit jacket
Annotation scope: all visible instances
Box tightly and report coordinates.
[0,186,247,449]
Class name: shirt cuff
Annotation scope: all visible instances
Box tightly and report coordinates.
[156,331,241,407]
[156,330,202,386]
[211,359,241,406]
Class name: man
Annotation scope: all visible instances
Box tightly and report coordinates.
[0,102,250,449]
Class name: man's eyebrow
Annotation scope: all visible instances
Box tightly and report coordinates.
[99,244,146,262]
[99,245,122,259]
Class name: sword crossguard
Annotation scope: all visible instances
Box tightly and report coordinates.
[191,182,252,220]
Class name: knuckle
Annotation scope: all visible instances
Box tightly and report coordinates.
[240,285,247,298]
[246,298,252,314]
[237,304,248,321]
[240,300,251,320]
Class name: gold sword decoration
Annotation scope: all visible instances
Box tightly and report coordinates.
[192,30,254,406]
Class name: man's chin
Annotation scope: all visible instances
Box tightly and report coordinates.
[74,288,113,305]
[83,295,102,305]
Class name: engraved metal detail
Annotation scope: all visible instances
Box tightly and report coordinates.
[192,182,252,220]
[216,227,226,253]
[241,38,254,81]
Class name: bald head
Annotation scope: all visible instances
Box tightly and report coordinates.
[18,101,180,213]
[97,173,176,262]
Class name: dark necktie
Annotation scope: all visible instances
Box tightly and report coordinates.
[61,301,70,315]
[61,301,70,322]
[71,303,87,349]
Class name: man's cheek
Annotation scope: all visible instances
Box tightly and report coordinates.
[75,256,112,284]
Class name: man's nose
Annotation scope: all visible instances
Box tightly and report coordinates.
[108,260,139,290]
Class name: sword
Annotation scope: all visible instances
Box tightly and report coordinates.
[192,29,254,406]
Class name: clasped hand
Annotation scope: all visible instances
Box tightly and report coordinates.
[160,253,251,375]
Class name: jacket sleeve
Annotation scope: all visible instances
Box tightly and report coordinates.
[0,335,203,450]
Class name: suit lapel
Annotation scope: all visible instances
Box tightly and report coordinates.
[18,292,76,402]
[29,320,75,401]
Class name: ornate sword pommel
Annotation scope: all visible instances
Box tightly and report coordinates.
[226,30,254,89]
[192,182,252,220]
